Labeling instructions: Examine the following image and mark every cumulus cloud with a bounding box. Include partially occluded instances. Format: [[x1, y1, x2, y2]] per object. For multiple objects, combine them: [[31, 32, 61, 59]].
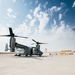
[[7, 8, 16, 19], [34, 5, 49, 32], [50, 6, 62, 17], [14, 20, 75, 51], [27, 14, 32, 20], [12, 5, 75, 51], [60, 2, 66, 7], [15, 22, 32, 36], [38, 12, 49, 32], [30, 10, 33, 13], [0, 20, 75, 52], [59, 13, 62, 20], [53, 19, 57, 25], [30, 19, 36, 27], [14, 4, 75, 51], [43, 2, 48, 9], [72, 1, 75, 8], [50, 6, 61, 12], [34, 4, 41, 17], [7, 8, 13, 13]]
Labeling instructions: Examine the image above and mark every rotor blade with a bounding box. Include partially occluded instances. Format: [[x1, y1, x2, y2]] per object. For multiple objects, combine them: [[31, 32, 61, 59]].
[[9, 27, 14, 35], [32, 39, 47, 44], [0, 35, 11, 37], [14, 35, 28, 38], [31, 43, 35, 45], [38, 42, 48, 44], [32, 39, 37, 43]]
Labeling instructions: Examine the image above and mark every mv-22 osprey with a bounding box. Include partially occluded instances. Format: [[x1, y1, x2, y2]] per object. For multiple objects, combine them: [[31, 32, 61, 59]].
[[0, 28, 47, 57]]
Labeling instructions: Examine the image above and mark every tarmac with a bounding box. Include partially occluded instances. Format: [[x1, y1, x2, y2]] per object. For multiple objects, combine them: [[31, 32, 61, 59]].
[[0, 53, 75, 75]]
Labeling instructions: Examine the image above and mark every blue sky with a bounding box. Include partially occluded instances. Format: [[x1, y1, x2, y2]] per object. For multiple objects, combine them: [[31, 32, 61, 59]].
[[0, 0, 75, 27], [0, 0, 75, 52]]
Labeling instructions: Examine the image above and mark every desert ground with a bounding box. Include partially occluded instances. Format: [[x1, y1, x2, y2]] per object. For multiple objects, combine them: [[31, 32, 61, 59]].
[[0, 53, 75, 75]]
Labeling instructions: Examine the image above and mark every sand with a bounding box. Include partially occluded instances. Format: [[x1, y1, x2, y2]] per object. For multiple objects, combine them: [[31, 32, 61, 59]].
[[0, 53, 75, 75]]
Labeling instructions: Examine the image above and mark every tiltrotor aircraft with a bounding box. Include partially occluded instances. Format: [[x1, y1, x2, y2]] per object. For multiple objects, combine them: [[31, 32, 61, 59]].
[[0, 27, 46, 57]]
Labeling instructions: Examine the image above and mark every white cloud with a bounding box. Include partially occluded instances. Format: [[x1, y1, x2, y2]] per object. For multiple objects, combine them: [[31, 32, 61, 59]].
[[59, 13, 62, 20], [27, 14, 32, 20], [7, 8, 16, 19], [17, 21, 75, 51], [7, 8, 13, 13], [57, 7, 61, 11], [43, 2, 48, 9], [34, 4, 49, 32], [7, 13, 16, 19], [15, 22, 31, 36], [30, 10, 33, 13], [72, 1, 75, 8], [53, 19, 56, 25], [38, 12, 49, 32], [61, 2, 66, 7], [16, 5, 75, 51], [34, 4, 41, 18], [50, 6, 61, 12], [50, 6, 57, 12], [61, 2, 64, 6], [25, 19, 28, 22], [50, 6, 62, 17], [30, 19, 36, 27]]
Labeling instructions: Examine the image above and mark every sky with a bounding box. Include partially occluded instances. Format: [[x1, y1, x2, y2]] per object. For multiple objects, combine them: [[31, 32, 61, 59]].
[[0, 0, 75, 52]]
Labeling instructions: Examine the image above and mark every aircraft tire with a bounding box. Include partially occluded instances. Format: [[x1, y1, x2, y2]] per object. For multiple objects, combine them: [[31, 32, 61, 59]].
[[39, 54, 41, 57], [30, 54, 32, 56], [26, 54, 28, 57], [15, 54, 17, 56], [18, 54, 21, 56]]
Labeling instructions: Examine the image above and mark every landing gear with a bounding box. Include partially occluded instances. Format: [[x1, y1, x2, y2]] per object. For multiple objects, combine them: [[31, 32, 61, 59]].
[[15, 54, 21, 56], [26, 54, 28, 57], [30, 54, 32, 56], [15, 54, 17, 56], [39, 52, 43, 57], [39, 54, 42, 57], [18, 54, 21, 56]]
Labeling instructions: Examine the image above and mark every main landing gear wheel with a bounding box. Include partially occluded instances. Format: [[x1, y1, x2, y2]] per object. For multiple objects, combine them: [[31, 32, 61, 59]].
[[39, 54, 41, 57], [26, 54, 28, 57], [15, 54, 17, 56]]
